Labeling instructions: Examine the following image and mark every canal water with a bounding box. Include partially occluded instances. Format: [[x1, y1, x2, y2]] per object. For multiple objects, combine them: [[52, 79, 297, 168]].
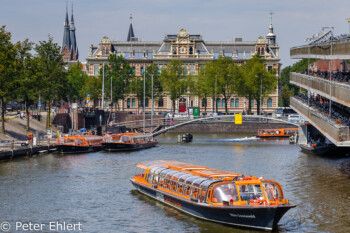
[[1, 132, 350, 232]]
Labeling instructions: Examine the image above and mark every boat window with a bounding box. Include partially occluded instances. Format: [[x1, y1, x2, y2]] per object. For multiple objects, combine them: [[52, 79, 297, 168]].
[[158, 177, 164, 187], [170, 181, 177, 191], [190, 187, 199, 199], [112, 135, 121, 142], [164, 179, 170, 189], [176, 183, 183, 194], [237, 184, 263, 201], [147, 174, 153, 183], [183, 185, 191, 196], [152, 175, 159, 185], [135, 168, 146, 178], [75, 138, 83, 146], [64, 138, 75, 144], [212, 182, 238, 203], [199, 189, 207, 202], [262, 182, 282, 202]]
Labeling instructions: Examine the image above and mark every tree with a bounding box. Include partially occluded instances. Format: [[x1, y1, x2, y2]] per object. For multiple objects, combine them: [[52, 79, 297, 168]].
[[80, 76, 102, 104], [241, 55, 277, 115], [160, 60, 187, 112], [0, 26, 16, 134], [14, 39, 40, 132], [201, 57, 243, 114], [66, 61, 87, 105], [193, 70, 211, 114], [105, 54, 133, 109], [35, 36, 67, 128], [280, 58, 317, 106]]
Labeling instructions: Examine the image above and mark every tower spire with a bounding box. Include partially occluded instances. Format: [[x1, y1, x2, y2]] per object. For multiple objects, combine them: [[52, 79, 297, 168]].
[[62, 2, 71, 51], [127, 13, 135, 41], [267, 11, 276, 45], [69, 2, 78, 60]]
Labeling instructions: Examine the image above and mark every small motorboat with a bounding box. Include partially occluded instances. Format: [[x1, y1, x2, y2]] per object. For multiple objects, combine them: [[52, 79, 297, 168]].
[[102, 133, 158, 152], [131, 160, 296, 231]]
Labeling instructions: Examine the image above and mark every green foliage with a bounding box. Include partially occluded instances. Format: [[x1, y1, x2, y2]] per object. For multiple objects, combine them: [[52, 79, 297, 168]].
[[241, 55, 277, 114], [34, 35, 66, 128], [0, 25, 16, 133], [66, 61, 87, 102], [80, 76, 102, 102], [104, 54, 133, 108], [160, 60, 187, 112], [279, 58, 317, 106]]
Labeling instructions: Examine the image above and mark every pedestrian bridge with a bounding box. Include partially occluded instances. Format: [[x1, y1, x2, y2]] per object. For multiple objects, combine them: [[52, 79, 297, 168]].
[[112, 115, 299, 136]]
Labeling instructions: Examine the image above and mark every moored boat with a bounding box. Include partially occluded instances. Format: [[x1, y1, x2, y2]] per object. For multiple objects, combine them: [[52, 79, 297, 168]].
[[102, 133, 157, 152], [130, 160, 296, 231], [55, 135, 103, 154], [256, 128, 298, 138]]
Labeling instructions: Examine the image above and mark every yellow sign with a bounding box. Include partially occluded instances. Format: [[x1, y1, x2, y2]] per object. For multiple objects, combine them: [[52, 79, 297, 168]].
[[235, 113, 242, 124]]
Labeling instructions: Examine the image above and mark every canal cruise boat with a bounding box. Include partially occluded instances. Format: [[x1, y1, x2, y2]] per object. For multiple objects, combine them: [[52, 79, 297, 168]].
[[102, 133, 158, 152], [55, 135, 104, 154], [131, 160, 295, 231], [256, 128, 298, 138]]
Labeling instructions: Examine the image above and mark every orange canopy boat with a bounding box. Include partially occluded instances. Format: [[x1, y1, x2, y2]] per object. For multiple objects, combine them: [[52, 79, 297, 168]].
[[131, 160, 295, 230], [55, 135, 103, 154], [256, 128, 298, 138]]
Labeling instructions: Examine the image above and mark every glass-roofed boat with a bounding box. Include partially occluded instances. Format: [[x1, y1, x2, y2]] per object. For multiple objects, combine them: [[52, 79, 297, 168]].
[[130, 160, 296, 231], [102, 133, 157, 152], [55, 135, 104, 154]]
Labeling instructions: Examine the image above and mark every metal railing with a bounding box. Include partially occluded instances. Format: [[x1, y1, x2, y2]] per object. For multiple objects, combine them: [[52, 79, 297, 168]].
[[290, 97, 350, 142]]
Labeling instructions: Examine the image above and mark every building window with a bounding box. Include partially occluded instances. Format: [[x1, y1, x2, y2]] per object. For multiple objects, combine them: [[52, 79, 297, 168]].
[[132, 66, 136, 74], [235, 98, 239, 108], [132, 98, 136, 107], [202, 98, 207, 107], [94, 65, 99, 76], [158, 98, 164, 107], [230, 98, 234, 107], [190, 66, 194, 74], [191, 100, 193, 107], [250, 99, 254, 107], [261, 48, 265, 55], [268, 66, 272, 72], [145, 98, 149, 107], [127, 98, 131, 108], [183, 66, 187, 74], [189, 47, 193, 54], [216, 99, 220, 108], [141, 66, 144, 75], [221, 99, 225, 107], [267, 98, 273, 108]]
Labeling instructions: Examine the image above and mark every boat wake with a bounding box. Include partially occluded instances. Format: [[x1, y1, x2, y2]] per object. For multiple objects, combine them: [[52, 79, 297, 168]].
[[225, 136, 259, 142]]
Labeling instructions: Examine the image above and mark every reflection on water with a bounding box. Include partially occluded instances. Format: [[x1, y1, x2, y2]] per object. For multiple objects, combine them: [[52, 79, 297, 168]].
[[0, 132, 349, 232]]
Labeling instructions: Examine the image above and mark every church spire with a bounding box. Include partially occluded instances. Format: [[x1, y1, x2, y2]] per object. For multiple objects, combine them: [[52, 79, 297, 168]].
[[127, 13, 135, 41], [62, 2, 71, 51], [69, 3, 78, 60]]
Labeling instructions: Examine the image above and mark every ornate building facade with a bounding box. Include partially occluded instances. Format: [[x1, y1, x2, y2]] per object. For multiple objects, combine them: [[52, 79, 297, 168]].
[[61, 4, 79, 64], [86, 18, 280, 114]]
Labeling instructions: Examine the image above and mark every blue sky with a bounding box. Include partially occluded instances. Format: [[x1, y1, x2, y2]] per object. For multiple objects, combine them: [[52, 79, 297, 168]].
[[1, 0, 349, 67]]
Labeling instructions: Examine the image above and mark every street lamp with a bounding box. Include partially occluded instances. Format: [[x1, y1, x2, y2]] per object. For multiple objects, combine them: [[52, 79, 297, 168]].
[[347, 18, 350, 34], [215, 75, 217, 113], [102, 62, 105, 111], [143, 64, 146, 133]]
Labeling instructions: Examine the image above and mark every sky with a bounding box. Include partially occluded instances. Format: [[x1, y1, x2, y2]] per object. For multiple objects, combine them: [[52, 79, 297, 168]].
[[1, 0, 350, 68]]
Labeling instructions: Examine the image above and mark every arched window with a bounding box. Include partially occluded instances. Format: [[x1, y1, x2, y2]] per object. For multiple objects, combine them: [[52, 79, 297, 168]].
[[190, 100, 194, 107], [267, 98, 273, 107], [158, 98, 164, 107], [189, 47, 193, 54], [145, 98, 149, 107], [216, 99, 221, 108], [250, 99, 254, 107], [261, 48, 265, 55], [257, 48, 261, 55], [235, 98, 239, 108], [127, 98, 131, 108], [190, 66, 194, 74], [202, 98, 207, 107], [132, 98, 136, 107], [230, 98, 235, 107], [183, 66, 187, 74], [222, 99, 226, 107]]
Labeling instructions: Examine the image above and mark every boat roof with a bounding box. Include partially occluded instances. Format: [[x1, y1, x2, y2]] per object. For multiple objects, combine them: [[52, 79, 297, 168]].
[[137, 160, 244, 181], [58, 135, 103, 141]]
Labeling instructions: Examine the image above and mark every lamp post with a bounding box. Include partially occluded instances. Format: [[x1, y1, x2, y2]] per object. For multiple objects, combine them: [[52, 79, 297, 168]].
[[259, 75, 262, 115], [215, 75, 217, 113], [347, 18, 350, 34], [151, 74, 154, 133], [143, 65, 146, 133], [102, 62, 105, 111]]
